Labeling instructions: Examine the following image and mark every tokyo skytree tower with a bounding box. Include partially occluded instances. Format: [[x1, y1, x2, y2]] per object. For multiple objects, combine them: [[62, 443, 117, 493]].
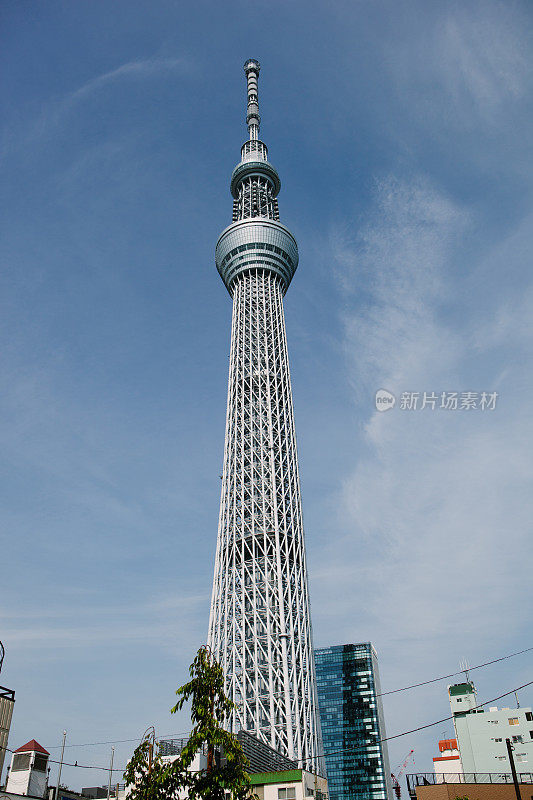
[[208, 60, 323, 770]]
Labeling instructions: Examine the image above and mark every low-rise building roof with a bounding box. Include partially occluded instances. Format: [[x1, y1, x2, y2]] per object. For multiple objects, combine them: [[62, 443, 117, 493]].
[[14, 740, 49, 756]]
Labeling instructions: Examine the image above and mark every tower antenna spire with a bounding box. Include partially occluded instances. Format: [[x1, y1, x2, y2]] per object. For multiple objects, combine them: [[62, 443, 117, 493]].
[[243, 59, 260, 140]]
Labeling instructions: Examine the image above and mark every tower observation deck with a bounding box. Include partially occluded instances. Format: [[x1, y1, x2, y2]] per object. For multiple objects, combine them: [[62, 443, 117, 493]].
[[208, 60, 323, 772]]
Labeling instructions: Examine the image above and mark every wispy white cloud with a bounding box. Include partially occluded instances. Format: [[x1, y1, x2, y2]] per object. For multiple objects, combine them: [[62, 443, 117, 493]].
[[436, 6, 530, 113], [380, 0, 533, 143], [1, 56, 190, 160], [315, 174, 533, 667], [67, 57, 188, 105], [1, 593, 208, 654], [331, 176, 467, 409]]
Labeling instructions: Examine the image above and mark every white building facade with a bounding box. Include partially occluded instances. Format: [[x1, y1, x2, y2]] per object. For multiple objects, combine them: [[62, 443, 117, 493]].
[[450, 682, 533, 774], [5, 739, 49, 798]]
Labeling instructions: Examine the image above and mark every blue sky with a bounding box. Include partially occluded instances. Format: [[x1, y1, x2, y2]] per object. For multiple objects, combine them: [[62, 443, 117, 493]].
[[1, 0, 532, 789]]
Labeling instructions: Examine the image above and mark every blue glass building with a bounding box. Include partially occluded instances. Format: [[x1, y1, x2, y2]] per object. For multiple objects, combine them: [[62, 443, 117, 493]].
[[315, 643, 392, 800]]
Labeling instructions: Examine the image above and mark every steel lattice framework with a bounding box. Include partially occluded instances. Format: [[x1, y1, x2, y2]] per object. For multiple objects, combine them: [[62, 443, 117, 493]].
[[208, 60, 323, 772]]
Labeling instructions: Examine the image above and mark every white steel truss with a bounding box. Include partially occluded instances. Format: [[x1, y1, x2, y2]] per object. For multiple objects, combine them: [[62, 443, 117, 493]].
[[208, 60, 323, 772]]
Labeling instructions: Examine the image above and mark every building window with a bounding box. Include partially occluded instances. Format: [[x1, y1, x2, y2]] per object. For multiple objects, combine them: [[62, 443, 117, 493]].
[[512, 735, 523, 743], [494, 738, 503, 742], [33, 754, 48, 772], [530, 730, 533, 739], [11, 754, 31, 772], [509, 718, 520, 725], [278, 789, 296, 799]]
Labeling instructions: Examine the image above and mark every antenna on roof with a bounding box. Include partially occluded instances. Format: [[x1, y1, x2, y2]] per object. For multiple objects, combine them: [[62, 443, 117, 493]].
[[459, 658, 470, 683]]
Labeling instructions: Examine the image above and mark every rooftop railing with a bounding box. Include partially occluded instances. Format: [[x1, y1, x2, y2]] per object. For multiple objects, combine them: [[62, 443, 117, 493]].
[[158, 737, 206, 757], [407, 772, 533, 799]]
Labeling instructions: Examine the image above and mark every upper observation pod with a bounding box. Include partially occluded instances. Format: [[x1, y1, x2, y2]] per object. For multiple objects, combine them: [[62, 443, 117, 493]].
[[216, 60, 299, 295]]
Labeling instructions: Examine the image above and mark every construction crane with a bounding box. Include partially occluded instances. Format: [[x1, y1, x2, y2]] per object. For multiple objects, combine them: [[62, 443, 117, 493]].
[[391, 749, 414, 800]]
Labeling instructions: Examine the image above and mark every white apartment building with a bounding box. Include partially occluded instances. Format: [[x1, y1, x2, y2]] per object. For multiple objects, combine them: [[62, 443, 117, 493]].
[[449, 682, 533, 774]]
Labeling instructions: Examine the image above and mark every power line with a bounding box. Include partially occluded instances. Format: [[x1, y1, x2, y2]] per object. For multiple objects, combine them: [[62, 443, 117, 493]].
[[3, 731, 195, 775], [4, 679, 531, 775], [297, 679, 533, 768], [2, 746, 125, 773], [380, 679, 533, 744], [34, 645, 532, 758], [45, 731, 192, 750], [377, 645, 533, 697]]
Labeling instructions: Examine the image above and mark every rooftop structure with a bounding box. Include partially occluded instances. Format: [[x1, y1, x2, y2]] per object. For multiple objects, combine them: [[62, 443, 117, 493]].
[[237, 730, 297, 774], [157, 730, 296, 774], [5, 739, 49, 798], [432, 739, 462, 783]]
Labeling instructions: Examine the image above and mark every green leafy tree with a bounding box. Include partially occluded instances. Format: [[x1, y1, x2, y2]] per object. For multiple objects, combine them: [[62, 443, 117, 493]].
[[124, 646, 253, 800]]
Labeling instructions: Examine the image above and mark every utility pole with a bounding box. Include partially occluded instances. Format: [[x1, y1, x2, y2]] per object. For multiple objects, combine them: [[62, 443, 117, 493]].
[[506, 738, 521, 800], [55, 731, 67, 800], [107, 747, 115, 800]]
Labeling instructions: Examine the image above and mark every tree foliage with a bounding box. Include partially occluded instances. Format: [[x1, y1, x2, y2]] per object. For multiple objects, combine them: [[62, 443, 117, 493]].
[[124, 647, 252, 800]]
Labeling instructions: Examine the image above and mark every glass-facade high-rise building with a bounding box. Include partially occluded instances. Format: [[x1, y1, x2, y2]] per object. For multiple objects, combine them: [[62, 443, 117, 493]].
[[315, 643, 392, 800]]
